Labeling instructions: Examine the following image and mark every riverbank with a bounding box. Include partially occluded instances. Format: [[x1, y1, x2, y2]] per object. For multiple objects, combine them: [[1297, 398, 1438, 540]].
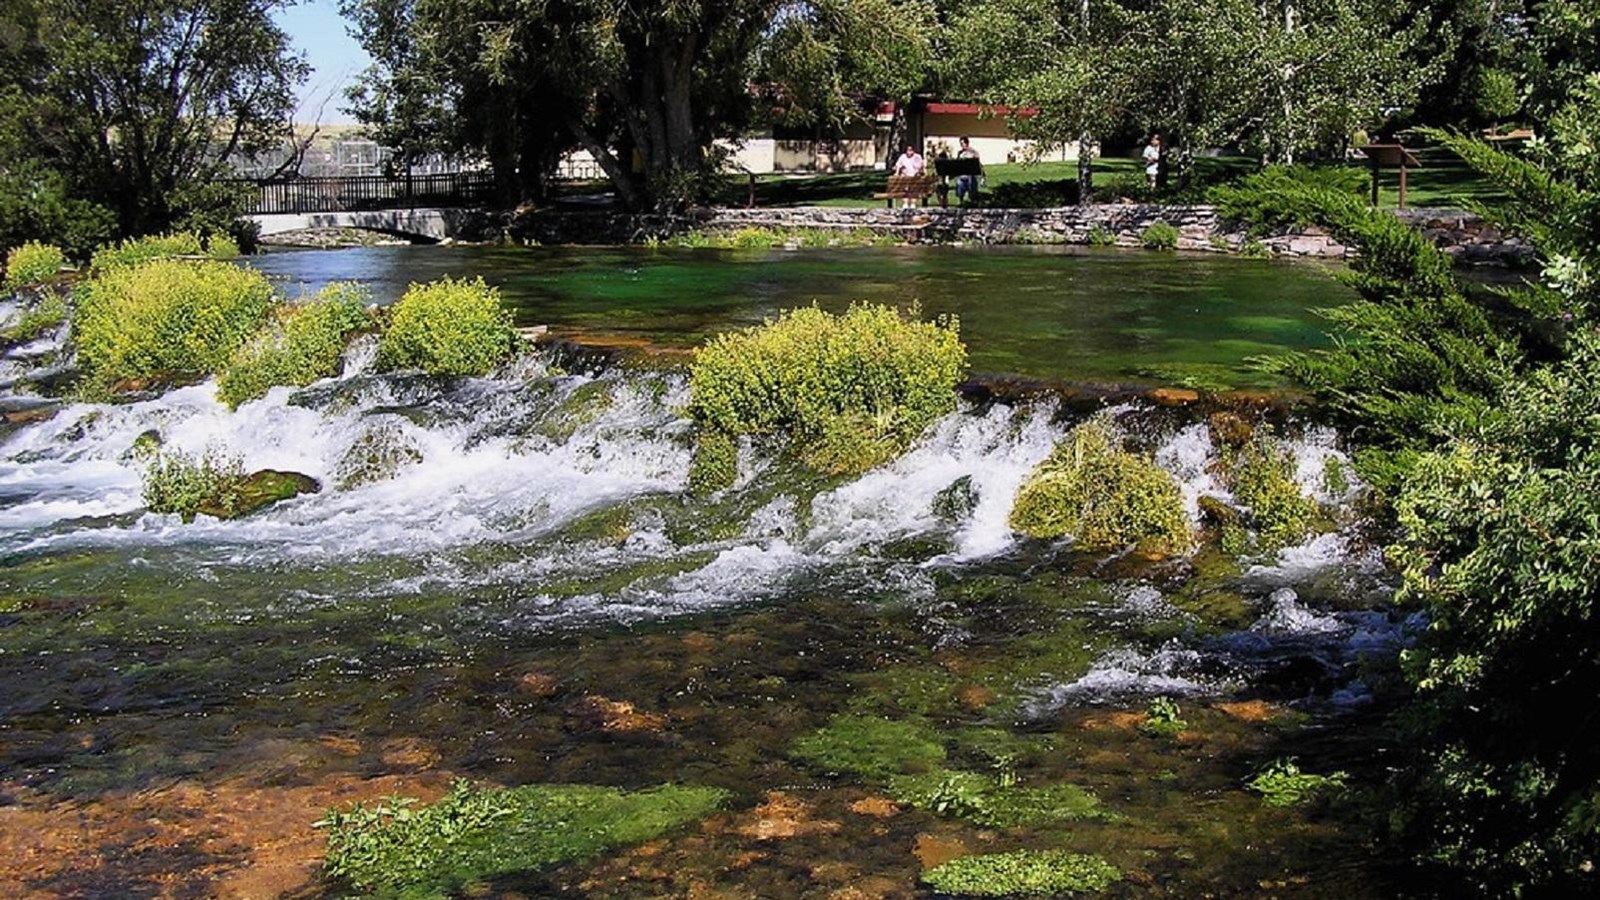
[[454, 204, 1530, 266]]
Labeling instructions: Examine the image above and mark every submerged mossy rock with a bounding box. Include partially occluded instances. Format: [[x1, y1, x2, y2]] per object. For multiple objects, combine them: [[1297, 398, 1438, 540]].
[[922, 850, 1122, 896], [1229, 434, 1317, 553], [198, 470, 318, 519], [334, 421, 424, 490], [1008, 418, 1191, 554], [789, 715, 947, 782], [319, 780, 727, 897], [889, 770, 1106, 828]]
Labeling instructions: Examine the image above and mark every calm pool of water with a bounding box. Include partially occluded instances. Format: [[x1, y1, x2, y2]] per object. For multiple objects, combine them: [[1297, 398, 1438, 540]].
[[248, 244, 1353, 388]]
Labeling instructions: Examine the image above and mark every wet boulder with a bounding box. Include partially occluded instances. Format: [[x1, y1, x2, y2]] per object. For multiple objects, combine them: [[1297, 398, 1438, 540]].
[[333, 421, 423, 490], [197, 470, 319, 520]]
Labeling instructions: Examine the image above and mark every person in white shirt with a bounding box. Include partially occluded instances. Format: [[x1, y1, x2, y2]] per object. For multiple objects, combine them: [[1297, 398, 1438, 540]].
[[1142, 134, 1162, 191], [891, 145, 926, 207]]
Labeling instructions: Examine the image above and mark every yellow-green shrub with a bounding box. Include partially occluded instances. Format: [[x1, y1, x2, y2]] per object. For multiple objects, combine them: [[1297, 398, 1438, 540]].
[[1008, 417, 1191, 553], [376, 276, 516, 376], [216, 283, 373, 408], [3, 242, 67, 290], [74, 258, 275, 381], [686, 304, 967, 487], [1229, 434, 1317, 552], [88, 232, 227, 273]]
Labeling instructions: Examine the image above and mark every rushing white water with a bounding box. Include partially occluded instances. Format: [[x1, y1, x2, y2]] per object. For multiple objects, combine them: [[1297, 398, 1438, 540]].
[[0, 336, 1390, 659]]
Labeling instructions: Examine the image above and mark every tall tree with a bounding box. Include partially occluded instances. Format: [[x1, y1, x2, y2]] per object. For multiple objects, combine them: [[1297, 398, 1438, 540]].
[[0, 0, 307, 236]]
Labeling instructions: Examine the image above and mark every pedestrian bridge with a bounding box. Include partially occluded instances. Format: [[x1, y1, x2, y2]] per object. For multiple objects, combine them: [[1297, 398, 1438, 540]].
[[246, 208, 479, 242]]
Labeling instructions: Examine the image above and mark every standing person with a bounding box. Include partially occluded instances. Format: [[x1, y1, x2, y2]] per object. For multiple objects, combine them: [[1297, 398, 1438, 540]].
[[1142, 134, 1162, 192], [955, 136, 983, 205], [892, 144, 926, 207]]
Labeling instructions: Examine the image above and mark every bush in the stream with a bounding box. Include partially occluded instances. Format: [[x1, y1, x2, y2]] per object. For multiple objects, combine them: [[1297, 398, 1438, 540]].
[[377, 276, 517, 376], [3, 241, 67, 290], [922, 850, 1122, 896], [73, 258, 275, 382], [316, 779, 727, 897], [216, 283, 373, 408], [142, 449, 317, 521], [1008, 417, 1191, 553], [1227, 433, 1318, 553], [686, 303, 967, 491], [87, 231, 238, 274]]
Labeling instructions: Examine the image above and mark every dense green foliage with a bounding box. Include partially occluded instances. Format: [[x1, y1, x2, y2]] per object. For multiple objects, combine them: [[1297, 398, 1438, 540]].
[[687, 304, 967, 483], [0, 0, 305, 237], [376, 276, 516, 376], [1262, 65, 1600, 888], [921, 850, 1122, 896], [88, 232, 232, 274], [1008, 418, 1190, 553], [317, 780, 727, 896], [1139, 221, 1180, 250], [1228, 434, 1318, 553], [0, 164, 116, 259], [217, 284, 373, 408], [1211, 165, 1370, 236], [3, 242, 67, 290], [73, 258, 275, 382]]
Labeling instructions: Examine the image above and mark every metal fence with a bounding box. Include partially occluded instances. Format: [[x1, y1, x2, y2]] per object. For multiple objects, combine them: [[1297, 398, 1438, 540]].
[[225, 171, 499, 215]]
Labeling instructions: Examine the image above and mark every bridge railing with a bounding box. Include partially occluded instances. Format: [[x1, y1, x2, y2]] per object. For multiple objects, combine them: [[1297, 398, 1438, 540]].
[[224, 171, 499, 215]]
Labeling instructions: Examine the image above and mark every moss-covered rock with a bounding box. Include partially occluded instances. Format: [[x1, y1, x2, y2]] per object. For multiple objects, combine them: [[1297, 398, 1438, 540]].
[[789, 715, 947, 782], [1008, 418, 1191, 553], [889, 770, 1105, 828], [200, 470, 318, 520], [318, 780, 727, 897], [933, 475, 979, 522], [922, 849, 1122, 896], [334, 421, 424, 490]]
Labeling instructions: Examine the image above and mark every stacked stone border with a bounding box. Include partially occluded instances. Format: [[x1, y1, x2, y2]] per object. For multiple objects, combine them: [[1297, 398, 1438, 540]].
[[458, 204, 1530, 266]]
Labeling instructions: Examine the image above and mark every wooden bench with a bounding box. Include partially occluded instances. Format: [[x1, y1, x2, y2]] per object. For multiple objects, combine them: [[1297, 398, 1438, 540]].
[[875, 174, 939, 207]]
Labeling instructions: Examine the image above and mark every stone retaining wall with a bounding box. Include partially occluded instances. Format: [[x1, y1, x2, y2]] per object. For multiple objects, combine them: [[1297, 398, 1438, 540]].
[[481, 204, 1531, 265]]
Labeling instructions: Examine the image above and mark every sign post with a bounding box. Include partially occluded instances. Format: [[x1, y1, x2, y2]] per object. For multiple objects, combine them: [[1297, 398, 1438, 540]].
[[1358, 144, 1422, 209]]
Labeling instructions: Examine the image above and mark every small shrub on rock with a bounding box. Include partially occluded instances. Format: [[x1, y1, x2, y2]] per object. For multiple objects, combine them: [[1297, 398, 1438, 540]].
[[687, 304, 967, 486], [922, 850, 1122, 896], [377, 276, 516, 376], [316, 779, 727, 897], [3, 242, 67, 290], [216, 282, 372, 408], [142, 449, 317, 521], [1229, 434, 1317, 552], [1009, 417, 1191, 553], [74, 258, 275, 382], [1140, 220, 1181, 250]]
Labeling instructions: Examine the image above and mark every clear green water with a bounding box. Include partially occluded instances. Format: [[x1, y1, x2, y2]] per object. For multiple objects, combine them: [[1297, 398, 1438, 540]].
[[248, 244, 1353, 388]]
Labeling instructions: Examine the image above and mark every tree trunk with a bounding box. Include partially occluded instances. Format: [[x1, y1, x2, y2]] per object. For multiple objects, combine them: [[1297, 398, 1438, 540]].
[[1076, 132, 1094, 204]]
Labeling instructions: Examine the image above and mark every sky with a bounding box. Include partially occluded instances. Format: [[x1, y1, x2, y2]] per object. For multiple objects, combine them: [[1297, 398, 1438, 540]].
[[277, 0, 372, 125]]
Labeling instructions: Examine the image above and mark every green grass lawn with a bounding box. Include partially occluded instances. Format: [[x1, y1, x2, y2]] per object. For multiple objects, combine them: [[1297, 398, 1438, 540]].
[[555, 147, 1502, 211]]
